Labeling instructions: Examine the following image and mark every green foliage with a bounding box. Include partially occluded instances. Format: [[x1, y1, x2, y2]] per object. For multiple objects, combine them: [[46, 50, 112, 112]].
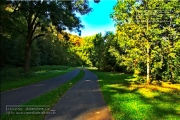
[[0, 0, 95, 71], [111, 0, 180, 83], [0, 0, 179, 83], [84, 32, 120, 71]]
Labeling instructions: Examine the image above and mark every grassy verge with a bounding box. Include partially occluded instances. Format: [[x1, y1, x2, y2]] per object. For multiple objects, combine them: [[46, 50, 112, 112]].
[[0, 65, 73, 92], [1, 69, 84, 120], [89, 69, 180, 120]]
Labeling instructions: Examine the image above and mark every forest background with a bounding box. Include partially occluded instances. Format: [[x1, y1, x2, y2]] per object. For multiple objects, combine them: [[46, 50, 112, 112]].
[[0, 0, 179, 84]]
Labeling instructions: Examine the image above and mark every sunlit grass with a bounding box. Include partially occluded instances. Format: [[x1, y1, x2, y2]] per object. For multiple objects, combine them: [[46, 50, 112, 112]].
[[1, 70, 85, 120], [0, 65, 73, 92], [89, 69, 180, 120]]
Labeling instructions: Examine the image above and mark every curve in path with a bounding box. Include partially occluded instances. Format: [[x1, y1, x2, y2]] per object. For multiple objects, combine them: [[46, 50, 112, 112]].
[[0, 68, 80, 115], [44, 69, 112, 120]]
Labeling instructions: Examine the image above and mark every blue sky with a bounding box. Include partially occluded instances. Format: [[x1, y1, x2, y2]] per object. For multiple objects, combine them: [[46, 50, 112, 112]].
[[71, 0, 117, 37]]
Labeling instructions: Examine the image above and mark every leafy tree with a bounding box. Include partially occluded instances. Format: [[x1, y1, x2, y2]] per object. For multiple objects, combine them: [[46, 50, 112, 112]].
[[2, 0, 95, 72], [80, 35, 96, 66], [111, 0, 180, 83]]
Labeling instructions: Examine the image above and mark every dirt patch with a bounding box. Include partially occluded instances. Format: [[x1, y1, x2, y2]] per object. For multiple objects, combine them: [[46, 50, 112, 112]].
[[77, 107, 112, 120]]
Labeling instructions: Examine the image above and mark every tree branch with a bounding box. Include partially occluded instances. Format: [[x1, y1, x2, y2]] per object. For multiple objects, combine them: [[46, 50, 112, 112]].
[[32, 34, 45, 42], [13, 2, 20, 13], [30, 13, 38, 30], [32, 21, 40, 37]]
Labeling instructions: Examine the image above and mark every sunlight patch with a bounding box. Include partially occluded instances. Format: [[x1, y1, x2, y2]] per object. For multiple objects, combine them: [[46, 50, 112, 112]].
[[48, 70, 62, 73], [98, 79, 103, 82], [35, 70, 47, 74], [109, 89, 118, 93], [125, 78, 136, 82], [138, 88, 159, 98], [105, 84, 129, 90]]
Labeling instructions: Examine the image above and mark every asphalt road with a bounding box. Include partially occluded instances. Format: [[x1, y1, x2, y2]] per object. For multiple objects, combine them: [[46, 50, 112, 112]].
[[44, 69, 112, 120], [0, 68, 80, 115]]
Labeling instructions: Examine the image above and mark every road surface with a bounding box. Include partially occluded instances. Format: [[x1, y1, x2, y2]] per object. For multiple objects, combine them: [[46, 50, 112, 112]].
[[0, 68, 80, 115]]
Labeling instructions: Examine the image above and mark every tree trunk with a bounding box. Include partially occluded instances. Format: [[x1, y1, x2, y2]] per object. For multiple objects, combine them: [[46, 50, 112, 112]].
[[23, 12, 43, 72], [169, 59, 174, 83], [146, 19, 150, 84], [24, 15, 33, 72], [24, 42, 31, 72], [147, 44, 150, 84]]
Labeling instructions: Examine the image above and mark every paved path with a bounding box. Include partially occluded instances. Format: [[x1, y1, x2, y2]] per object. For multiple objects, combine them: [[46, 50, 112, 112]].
[[0, 68, 80, 115], [44, 69, 112, 120]]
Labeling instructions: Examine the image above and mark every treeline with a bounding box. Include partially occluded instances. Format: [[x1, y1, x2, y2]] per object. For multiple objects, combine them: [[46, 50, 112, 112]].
[[78, 0, 180, 83], [0, 0, 179, 83], [0, 0, 98, 72], [111, 0, 180, 83], [80, 0, 180, 83], [0, 25, 84, 67]]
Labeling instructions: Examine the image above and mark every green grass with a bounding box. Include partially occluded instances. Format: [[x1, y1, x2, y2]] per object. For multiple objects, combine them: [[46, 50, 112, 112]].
[[89, 69, 180, 120], [0, 65, 73, 92], [1, 69, 84, 120]]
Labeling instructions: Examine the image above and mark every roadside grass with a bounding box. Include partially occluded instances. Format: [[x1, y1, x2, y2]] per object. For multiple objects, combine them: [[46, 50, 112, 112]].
[[1, 69, 84, 120], [89, 69, 180, 120], [0, 65, 73, 92]]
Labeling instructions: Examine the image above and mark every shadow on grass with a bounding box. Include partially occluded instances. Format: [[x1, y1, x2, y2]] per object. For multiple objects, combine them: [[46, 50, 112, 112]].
[[90, 69, 180, 120]]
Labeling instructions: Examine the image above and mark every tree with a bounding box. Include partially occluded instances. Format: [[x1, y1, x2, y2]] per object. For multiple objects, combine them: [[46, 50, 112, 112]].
[[2, 0, 95, 72], [111, 0, 180, 83], [0, 2, 27, 67]]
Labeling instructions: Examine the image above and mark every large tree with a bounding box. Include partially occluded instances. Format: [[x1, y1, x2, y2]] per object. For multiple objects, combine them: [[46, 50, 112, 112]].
[[2, 0, 99, 72], [111, 0, 180, 83]]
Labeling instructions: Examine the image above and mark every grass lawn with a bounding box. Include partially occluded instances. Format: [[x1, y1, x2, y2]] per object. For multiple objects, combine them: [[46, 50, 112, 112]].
[[89, 69, 180, 120], [1, 69, 84, 120], [0, 65, 73, 92]]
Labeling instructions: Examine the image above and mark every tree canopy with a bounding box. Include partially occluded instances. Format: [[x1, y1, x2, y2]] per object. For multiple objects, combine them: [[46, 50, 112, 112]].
[[1, 0, 97, 72], [0, 0, 179, 83]]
